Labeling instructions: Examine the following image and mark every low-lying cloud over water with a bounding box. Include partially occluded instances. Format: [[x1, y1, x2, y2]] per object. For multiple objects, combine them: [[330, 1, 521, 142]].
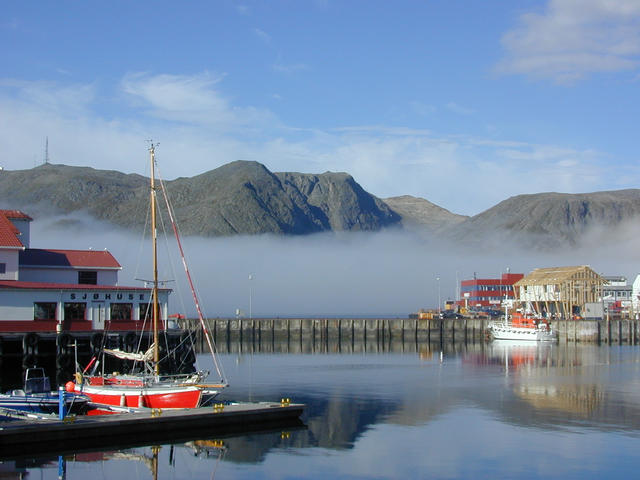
[[31, 215, 640, 318]]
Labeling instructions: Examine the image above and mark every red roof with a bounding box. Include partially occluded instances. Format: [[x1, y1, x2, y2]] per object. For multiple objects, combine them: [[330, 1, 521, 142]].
[[0, 212, 24, 248], [20, 249, 122, 269], [461, 273, 524, 286], [0, 210, 33, 221]]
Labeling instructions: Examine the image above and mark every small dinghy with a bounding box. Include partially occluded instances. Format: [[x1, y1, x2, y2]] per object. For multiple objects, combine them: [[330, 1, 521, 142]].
[[0, 367, 89, 415]]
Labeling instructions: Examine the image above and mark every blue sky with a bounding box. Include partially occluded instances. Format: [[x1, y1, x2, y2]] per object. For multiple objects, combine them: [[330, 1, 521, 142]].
[[2, 0, 640, 216]]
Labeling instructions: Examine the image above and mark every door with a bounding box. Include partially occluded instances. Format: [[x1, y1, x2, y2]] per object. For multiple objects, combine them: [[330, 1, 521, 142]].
[[92, 301, 105, 330]]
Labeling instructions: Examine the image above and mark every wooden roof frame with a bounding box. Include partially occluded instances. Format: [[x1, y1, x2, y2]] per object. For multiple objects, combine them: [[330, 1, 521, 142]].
[[514, 266, 606, 287], [514, 265, 605, 318]]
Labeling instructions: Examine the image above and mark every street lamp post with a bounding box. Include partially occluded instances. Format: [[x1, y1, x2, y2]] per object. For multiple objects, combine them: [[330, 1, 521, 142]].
[[436, 276, 441, 315], [248, 274, 253, 320]]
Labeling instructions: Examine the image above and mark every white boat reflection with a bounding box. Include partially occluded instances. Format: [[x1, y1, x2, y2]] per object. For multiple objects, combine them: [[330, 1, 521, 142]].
[[487, 340, 605, 416]]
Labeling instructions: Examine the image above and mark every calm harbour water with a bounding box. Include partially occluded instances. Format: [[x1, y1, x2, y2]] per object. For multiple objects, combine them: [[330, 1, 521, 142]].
[[3, 341, 640, 479]]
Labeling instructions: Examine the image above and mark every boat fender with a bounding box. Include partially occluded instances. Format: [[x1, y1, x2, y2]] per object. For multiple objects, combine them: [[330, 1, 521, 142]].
[[124, 332, 138, 348], [58, 333, 73, 349], [65, 381, 76, 393], [22, 353, 36, 367], [57, 354, 73, 369], [120, 393, 126, 407], [138, 392, 145, 408], [23, 333, 39, 353], [91, 332, 104, 351]]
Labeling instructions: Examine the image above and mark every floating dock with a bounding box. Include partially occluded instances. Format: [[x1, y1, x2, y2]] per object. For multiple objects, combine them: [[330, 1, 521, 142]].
[[0, 401, 305, 459]]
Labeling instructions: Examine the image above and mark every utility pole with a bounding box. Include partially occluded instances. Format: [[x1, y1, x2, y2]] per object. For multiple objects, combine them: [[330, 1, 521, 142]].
[[44, 137, 50, 164]]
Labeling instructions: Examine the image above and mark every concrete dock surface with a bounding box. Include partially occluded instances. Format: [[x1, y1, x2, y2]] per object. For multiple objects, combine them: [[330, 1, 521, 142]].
[[0, 401, 305, 459]]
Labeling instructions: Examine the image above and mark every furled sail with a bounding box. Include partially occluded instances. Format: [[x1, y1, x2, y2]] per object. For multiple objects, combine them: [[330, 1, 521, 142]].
[[103, 343, 156, 362]]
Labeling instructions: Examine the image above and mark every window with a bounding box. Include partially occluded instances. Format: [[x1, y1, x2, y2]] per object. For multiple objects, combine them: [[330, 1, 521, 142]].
[[64, 302, 86, 320], [139, 302, 163, 322], [78, 271, 97, 285], [110, 303, 132, 321], [34, 302, 57, 321], [139, 303, 151, 321], [0, 263, 6, 274]]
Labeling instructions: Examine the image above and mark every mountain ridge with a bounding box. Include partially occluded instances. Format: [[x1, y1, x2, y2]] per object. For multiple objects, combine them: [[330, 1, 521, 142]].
[[447, 189, 640, 246], [0, 161, 400, 237], [1, 161, 639, 250]]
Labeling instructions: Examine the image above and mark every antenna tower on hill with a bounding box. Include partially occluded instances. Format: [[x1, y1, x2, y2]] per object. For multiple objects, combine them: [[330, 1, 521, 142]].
[[44, 137, 50, 164]]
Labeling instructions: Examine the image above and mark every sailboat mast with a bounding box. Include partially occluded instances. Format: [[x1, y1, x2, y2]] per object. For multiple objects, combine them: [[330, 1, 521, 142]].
[[149, 144, 160, 375]]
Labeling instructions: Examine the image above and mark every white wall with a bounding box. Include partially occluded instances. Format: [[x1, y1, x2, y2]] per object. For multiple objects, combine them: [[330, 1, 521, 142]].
[[519, 284, 561, 302], [0, 288, 168, 322], [19, 267, 78, 284], [0, 289, 31, 319], [10, 218, 30, 248], [0, 249, 20, 281], [18, 267, 119, 286], [632, 274, 640, 311], [99, 270, 118, 285]]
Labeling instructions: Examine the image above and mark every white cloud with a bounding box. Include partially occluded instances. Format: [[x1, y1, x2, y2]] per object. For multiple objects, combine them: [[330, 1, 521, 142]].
[[497, 0, 640, 83], [118, 72, 282, 146], [0, 78, 95, 115], [122, 72, 234, 125], [253, 27, 271, 43], [0, 72, 637, 216]]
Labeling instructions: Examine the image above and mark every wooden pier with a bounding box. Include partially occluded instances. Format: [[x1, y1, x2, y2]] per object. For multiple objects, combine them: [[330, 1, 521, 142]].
[[0, 401, 305, 459]]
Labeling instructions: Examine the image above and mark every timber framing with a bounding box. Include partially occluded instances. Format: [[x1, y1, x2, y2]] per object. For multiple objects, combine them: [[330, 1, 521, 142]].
[[514, 266, 606, 319]]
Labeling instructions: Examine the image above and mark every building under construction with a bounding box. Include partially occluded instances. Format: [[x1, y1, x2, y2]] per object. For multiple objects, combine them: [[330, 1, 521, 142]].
[[513, 266, 605, 319]]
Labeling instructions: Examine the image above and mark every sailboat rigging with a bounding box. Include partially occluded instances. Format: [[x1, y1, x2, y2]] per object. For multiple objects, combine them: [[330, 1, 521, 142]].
[[69, 144, 227, 408]]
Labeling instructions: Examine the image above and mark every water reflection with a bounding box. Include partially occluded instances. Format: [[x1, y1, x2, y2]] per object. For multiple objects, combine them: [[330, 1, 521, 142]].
[[6, 439, 236, 479], [483, 342, 640, 433], [488, 342, 603, 417], [3, 341, 640, 478]]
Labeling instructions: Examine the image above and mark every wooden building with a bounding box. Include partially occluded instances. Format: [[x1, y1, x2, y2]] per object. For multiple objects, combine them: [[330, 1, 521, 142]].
[[514, 266, 605, 319]]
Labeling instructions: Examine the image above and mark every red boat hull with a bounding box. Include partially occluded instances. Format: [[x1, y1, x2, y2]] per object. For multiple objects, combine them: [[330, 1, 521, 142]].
[[74, 384, 203, 409]]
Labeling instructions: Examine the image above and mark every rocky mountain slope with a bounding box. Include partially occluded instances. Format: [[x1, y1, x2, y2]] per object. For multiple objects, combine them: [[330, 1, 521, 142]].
[[1, 161, 639, 249], [446, 190, 640, 248], [0, 161, 400, 236], [383, 195, 468, 232]]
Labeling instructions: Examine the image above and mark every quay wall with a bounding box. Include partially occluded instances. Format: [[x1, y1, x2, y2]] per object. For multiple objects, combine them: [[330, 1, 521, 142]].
[[184, 317, 640, 346], [0, 330, 194, 387], [1, 318, 636, 386]]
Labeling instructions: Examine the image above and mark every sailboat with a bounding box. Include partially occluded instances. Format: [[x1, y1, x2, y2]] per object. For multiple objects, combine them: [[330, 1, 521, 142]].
[[67, 144, 227, 408]]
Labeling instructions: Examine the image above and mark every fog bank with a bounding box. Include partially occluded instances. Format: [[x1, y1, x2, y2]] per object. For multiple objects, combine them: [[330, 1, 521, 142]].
[[31, 215, 640, 317]]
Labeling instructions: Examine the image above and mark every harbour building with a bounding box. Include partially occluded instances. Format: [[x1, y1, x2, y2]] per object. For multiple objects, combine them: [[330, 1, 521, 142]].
[[458, 273, 524, 310], [601, 276, 632, 302], [0, 209, 169, 333], [514, 265, 605, 319]]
